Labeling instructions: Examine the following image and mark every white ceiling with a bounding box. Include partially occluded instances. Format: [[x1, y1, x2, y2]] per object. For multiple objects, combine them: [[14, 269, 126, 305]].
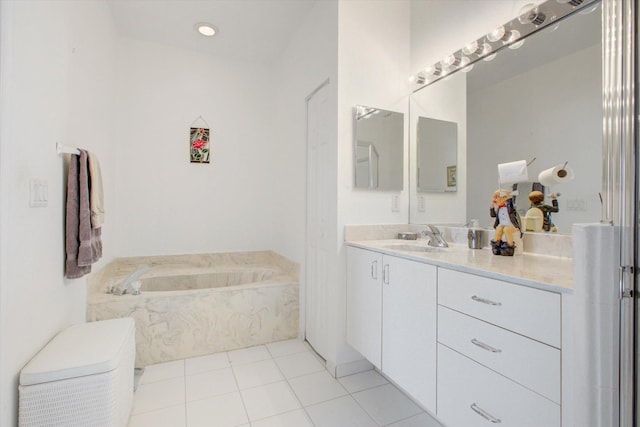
[[107, 0, 317, 64]]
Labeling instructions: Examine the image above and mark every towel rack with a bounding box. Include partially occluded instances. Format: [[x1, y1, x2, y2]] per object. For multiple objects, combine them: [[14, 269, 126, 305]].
[[56, 142, 80, 155]]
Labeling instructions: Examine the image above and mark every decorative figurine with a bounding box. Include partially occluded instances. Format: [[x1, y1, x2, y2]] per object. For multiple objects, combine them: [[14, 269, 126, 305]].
[[489, 189, 522, 256], [528, 190, 559, 232]]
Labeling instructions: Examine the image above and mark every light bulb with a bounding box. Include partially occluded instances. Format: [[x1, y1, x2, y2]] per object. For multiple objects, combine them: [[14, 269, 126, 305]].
[[196, 23, 217, 36], [483, 53, 497, 62], [509, 39, 525, 50], [518, 4, 546, 25], [503, 30, 520, 44], [480, 43, 492, 56], [425, 64, 442, 76], [486, 26, 506, 43], [462, 41, 481, 56], [442, 54, 461, 68], [460, 57, 473, 73]]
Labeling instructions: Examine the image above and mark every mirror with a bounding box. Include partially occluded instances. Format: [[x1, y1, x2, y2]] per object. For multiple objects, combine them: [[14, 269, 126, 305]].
[[409, 2, 602, 234], [354, 105, 404, 191], [417, 117, 458, 193]]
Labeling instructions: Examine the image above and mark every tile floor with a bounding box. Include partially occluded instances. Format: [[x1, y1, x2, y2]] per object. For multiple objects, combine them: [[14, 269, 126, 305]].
[[128, 339, 443, 427]]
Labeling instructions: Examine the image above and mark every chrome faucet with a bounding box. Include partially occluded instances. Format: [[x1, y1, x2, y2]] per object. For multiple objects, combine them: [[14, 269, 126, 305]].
[[111, 266, 150, 295], [422, 225, 448, 248]]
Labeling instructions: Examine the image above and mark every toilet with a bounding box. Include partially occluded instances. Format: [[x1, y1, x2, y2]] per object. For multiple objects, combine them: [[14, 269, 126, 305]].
[[18, 318, 135, 427]]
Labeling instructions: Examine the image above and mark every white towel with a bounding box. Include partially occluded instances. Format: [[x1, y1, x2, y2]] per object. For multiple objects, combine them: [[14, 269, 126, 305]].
[[88, 152, 104, 228]]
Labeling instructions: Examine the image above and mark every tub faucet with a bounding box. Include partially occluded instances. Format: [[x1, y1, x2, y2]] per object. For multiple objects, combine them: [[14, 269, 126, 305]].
[[422, 225, 448, 248], [113, 266, 150, 295]]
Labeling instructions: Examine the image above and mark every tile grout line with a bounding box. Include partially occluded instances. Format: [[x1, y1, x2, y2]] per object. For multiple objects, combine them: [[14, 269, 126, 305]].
[[346, 383, 386, 427], [230, 349, 256, 426], [183, 360, 188, 427], [267, 346, 318, 426]]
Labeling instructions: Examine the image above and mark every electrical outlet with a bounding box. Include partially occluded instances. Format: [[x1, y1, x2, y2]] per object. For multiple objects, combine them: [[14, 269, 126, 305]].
[[566, 199, 587, 211]]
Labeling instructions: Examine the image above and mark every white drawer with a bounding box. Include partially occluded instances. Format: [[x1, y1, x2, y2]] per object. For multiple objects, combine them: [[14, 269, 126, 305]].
[[437, 344, 560, 427], [438, 305, 560, 403], [438, 268, 561, 347]]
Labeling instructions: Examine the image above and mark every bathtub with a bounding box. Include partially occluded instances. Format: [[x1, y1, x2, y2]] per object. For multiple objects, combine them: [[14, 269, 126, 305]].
[[87, 251, 299, 367]]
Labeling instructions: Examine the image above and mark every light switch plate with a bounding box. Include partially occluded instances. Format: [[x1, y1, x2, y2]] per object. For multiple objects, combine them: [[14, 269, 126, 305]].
[[391, 195, 400, 212], [418, 196, 426, 212], [30, 178, 48, 208]]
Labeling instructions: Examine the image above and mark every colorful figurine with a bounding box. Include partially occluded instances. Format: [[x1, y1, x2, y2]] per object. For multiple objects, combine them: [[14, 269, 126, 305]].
[[489, 189, 522, 256], [528, 190, 559, 232]]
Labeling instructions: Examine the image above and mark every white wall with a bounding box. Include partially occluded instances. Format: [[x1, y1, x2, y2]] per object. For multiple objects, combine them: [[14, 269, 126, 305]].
[[0, 1, 117, 424], [271, 1, 339, 350], [271, 0, 338, 268], [336, 0, 411, 366], [113, 38, 278, 256], [339, 1, 411, 230]]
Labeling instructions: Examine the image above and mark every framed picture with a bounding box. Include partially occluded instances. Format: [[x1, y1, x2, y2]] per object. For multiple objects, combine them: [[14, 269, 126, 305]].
[[446, 165, 457, 187], [190, 127, 210, 163]]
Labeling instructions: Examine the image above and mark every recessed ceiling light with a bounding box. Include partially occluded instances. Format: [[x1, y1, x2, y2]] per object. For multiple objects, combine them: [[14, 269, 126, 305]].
[[196, 23, 217, 37]]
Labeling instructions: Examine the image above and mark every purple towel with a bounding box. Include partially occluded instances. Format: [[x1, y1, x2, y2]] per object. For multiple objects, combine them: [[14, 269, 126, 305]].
[[65, 150, 102, 278]]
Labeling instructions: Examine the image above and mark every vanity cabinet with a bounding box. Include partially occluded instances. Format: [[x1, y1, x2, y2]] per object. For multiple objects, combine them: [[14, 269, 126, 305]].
[[346, 246, 437, 411], [437, 268, 561, 427]]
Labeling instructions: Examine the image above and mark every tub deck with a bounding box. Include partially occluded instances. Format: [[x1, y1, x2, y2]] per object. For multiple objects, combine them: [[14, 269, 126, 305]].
[[87, 251, 299, 366]]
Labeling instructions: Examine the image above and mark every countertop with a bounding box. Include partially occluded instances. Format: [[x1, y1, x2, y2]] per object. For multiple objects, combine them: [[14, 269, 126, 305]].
[[346, 239, 573, 294]]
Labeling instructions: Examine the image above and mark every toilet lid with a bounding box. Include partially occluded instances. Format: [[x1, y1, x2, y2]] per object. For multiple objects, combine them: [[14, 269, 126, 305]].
[[20, 318, 135, 386]]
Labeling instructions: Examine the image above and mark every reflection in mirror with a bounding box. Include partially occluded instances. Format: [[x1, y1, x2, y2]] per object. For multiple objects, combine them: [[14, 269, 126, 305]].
[[417, 117, 458, 193], [409, 72, 466, 225], [409, 2, 602, 234], [354, 106, 404, 191], [355, 141, 379, 189]]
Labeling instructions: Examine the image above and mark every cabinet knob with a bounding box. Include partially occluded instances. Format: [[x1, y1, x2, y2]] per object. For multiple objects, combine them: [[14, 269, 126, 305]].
[[471, 338, 502, 353], [471, 295, 502, 306], [470, 403, 502, 424], [383, 264, 390, 284]]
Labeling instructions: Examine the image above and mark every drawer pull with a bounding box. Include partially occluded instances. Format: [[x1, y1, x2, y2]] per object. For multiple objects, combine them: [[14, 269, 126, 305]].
[[371, 260, 378, 280], [471, 295, 502, 306], [470, 403, 502, 424], [383, 264, 390, 285], [471, 338, 502, 353]]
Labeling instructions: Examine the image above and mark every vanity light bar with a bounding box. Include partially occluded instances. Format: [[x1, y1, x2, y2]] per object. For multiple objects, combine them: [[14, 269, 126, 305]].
[[410, 0, 599, 91]]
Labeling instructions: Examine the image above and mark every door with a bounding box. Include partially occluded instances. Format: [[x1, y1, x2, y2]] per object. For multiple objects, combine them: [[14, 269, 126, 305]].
[[382, 255, 437, 411], [346, 247, 382, 369], [305, 80, 330, 359]]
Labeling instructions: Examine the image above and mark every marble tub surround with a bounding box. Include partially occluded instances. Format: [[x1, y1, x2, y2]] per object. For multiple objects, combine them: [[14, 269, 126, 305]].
[[345, 224, 573, 258], [87, 251, 299, 367]]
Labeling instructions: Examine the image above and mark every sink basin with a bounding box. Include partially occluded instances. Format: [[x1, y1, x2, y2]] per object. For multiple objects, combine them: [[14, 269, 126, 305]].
[[383, 243, 449, 253]]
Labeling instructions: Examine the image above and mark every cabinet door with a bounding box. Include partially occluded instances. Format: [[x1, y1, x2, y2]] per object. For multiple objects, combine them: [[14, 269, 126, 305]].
[[382, 255, 437, 411], [346, 247, 382, 369]]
